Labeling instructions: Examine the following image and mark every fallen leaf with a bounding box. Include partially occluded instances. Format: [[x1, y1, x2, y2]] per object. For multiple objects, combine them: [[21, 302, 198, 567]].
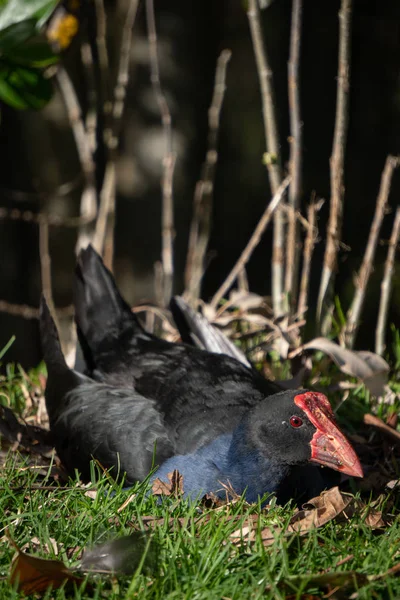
[[297, 338, 389, 396], [230, 487, 385, 547], [152, 469, 184, 497], [289, 487, 354, 532], [9, 544, 83, 594], [228, 290, 266, 311], [84, 489, 98, 500]]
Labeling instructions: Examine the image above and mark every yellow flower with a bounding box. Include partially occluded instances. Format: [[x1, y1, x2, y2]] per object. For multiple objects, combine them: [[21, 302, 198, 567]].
[[47, 13, 79, 51]]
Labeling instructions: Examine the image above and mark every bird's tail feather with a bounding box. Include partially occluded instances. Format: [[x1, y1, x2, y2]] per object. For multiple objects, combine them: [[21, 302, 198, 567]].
[[39, 296, 68, 374], [170, 296, 251, 367], [74, 245, 144, 354], [40, 296, 83, 422]]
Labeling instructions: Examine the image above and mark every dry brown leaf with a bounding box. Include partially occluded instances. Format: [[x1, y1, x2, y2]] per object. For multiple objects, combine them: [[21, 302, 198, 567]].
[[10, 546, 83, 594], [298, 338, 389, 396], [228, 290, 266, 311], [362, 508, 386, 529], [151, 469, 184, 497], [289, 487, 354, 533], [230, 487, 385, 548]]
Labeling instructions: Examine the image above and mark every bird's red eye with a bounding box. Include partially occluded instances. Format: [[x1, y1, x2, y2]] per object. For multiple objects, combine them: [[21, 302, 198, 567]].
[[290, 416, 303, 428]]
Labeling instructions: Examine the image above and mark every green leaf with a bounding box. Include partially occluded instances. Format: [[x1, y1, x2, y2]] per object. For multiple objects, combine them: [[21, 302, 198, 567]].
[[0, 0, 59, 33], [0, 64, 53, 109], [6, 35, 58, 67], [0, 18, 36, 52]]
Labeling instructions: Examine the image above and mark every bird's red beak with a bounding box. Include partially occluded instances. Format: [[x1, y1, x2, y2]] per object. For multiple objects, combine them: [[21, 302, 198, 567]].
[[294, 392, 363, 478]]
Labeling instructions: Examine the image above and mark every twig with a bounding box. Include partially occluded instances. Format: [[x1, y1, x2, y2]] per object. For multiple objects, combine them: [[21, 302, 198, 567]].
[[247, 0, 284, 317], [92, 161, 116, 258], [96, 0, 139, 268], [146, 0, 176, 306], [285, 0, 303, 307], [0, 207, 96, 228], [210, 176, 290, 309], [237, 269, 249, 293], [39, 221, 53, 313], [111, 0, 139, 137], [345, 156, 400, 348], [56, 67, 98, 253], [376, 207, 400, 355], [0, 301, 73, 319], [316, 0, 353, 331], [297, 198, 323, 317], [85, 0, 110, 188], [184, 49, 232, 303], [364, 413, 400, 446]]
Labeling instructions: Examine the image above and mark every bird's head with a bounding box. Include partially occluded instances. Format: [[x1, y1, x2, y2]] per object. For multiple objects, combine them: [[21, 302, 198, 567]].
[[248, 389, 363, 478]]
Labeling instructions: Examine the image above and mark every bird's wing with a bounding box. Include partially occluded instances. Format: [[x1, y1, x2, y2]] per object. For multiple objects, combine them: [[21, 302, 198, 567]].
[[53, 382, 174, 484]]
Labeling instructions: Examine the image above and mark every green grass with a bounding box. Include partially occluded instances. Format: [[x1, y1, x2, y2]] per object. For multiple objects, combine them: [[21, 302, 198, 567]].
[[1, 458, 400, 599], [1, 330, 400, 599]]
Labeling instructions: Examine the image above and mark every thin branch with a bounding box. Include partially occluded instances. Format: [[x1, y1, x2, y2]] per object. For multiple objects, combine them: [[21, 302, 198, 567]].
[[317, 0, 353, 331], [39, 219, 58, 332], [184, 49, 232, 303], [146, 0, 176, 306], [297, 198, 323, 317], [0, 207, 96, 228], [0, 301, 74, 319], [96, 0, 139, 268], [111, 0, 139, 136], [345, 156, 400, 348], [247, 0, 284, 317], [210, 176, 290, 310], [56, 67, 98, 253], [285, 0, 303, 306], [92, 161, 116, 257], [375, 207, 400, 355]]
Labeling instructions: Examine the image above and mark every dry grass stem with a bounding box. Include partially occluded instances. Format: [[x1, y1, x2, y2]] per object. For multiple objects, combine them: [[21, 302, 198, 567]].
[[297, 198, 323, 318], [99, 0, 139, 269], [56, 68, 97, 253], [112, 0, 139, 129], [93, 161, 116, 263], [146, 0, 175, 305], [285, 0, 303, 307], [39, 220, 54, 316], [247, 0, 284, 317], [210, 176, 290, 310], [345, 155, 400, 348], [375, 206, 400, 355], [0, 207, 96, 228], [0, 301, 73, 320], [317, 0, 353, 331], [184, 49, 232, 303]]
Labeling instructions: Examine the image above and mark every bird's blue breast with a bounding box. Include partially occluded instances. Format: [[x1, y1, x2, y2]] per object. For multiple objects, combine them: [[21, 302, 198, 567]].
[[151, 431, 289, 503]]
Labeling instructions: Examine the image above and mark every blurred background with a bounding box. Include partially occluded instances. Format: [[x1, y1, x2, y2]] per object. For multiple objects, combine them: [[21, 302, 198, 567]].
[[0, 0, 399, 368]]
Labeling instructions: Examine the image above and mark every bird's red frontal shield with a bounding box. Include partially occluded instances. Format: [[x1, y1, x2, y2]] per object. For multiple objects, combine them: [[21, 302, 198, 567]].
[[294, 391, 363, 478]]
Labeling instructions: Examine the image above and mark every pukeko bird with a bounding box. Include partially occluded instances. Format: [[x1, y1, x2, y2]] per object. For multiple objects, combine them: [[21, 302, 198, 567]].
[[40, 296, 362, 502]]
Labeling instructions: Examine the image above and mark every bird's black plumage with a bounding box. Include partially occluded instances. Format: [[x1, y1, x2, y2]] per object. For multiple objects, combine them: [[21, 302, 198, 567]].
[[169, 295, 343, 501], [40, 298, 174, 484], [74, 246, 280, 455], [41, 296, 348, 501], [67, 247, 362, 502]]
